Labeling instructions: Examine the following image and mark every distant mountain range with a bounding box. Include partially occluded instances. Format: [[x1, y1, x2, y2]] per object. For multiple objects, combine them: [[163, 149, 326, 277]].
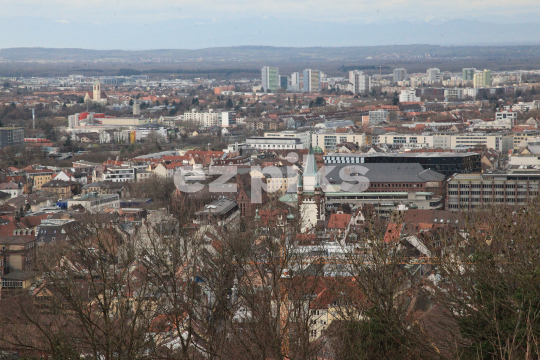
[[0, 17, 539, 50]]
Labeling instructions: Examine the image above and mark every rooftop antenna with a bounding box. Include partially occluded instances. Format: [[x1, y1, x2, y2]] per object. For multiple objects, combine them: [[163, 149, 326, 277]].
[[32, 108, 35, 129]]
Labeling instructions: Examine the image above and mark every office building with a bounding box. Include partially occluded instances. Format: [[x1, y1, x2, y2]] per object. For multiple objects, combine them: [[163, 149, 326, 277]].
[[399, 90, 421, 102], [446, 171, 540, 210], [279, 75, 289, 89], [473, 69, 492, 88], [261, 66, 279, 92], [378, 133, 434, 148], [323, 152, 482, 177], [349, 70, 371, 94], [462, 68, 477, 81], [303, 69, 321, 93], [0, 127, 24, 148], [393, 68, 407, 83]]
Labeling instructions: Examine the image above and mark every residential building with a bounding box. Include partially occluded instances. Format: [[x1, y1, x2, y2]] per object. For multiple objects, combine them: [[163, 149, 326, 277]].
[[289, 72, 300, 92], [444, 88, 464, 101], [495, 111, 517, 126], [349, 70, 371, 94], [451, 133, 513, 153], [399, 90, 421, 102], [311, 132, 365, 152], [512, 129, 540, 151], [245, 137, 304, 150], [462, 68, 477, 81], [41, 180, 80, 200], [0, 127, 24, 148], [473, 69, 492, 88], [393, 68, 407, 83], [93, 165, 136, 182], [0, 182, 23, 198], [368, 110, 389, 126], [264, 131, 311, 147], [426, 68, 440, 83], [262, 66, 279, 92], [0, 235, 36, 274], [303, 69, 322, 93], [446, 171, 540, 210], [26, 169, 54, 191]]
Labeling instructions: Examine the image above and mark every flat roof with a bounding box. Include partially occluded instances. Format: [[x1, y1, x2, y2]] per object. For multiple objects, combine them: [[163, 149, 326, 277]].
[[325, 152, 479, 158]]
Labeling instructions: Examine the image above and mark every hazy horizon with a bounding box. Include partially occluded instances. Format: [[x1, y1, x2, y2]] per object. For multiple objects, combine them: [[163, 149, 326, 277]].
[[0, 0, 539, 49]]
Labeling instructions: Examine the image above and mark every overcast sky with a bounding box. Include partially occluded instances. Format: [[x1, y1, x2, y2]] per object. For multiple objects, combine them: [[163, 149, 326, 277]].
[[3, 0, 539, 23], [0, 0, 539, 48]]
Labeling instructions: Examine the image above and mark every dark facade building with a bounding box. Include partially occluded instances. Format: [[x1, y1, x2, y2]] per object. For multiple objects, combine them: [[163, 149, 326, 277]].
[[324, 152, 481, 177], [0, 127, 24, 148]]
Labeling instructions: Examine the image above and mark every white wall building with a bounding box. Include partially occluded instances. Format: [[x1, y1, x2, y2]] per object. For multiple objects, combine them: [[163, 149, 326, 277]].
[[379, 133, 434, 148], [427, 68, 441, 83], [444, 88, 464, 101], [349, 70, 371, 94], [311, 132, 365, 152], [399, 90, 421, 102]]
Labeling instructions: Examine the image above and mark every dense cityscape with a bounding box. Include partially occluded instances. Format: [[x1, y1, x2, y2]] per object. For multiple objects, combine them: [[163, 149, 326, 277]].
[[0, 54, 539, 359]]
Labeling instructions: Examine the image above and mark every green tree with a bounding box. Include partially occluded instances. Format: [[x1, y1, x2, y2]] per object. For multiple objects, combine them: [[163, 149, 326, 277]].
[[226, 98, 234, 108]]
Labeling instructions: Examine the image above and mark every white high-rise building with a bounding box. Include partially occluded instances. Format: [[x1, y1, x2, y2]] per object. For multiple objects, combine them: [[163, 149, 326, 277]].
[[393, 68, 407, 83], [349, 70, 371, 94], [426, 68, 441, 83], [261, 66, 279, 92], [288, 72, 300, 92], [303, 69, 321, 93]]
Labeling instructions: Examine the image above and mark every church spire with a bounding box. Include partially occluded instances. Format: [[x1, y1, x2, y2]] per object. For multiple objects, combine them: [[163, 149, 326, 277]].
[[304, 144, 317, 177]]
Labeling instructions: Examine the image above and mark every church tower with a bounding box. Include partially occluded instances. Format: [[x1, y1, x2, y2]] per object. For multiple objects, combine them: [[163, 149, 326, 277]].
[[297, 145, 325, 232], [93, 80, 101, 101]]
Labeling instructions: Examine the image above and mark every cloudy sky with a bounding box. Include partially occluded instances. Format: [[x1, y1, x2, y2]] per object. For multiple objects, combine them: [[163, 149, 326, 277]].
[[0, 0, 538, 49]]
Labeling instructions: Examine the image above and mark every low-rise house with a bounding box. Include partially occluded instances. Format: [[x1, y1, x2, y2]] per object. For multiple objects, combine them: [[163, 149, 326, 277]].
[[0, 181, 23, 198]]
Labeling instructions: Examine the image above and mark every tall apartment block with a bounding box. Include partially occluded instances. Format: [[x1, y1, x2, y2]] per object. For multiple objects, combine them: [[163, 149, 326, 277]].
[[393, 68, 407, 83], [303, 69, 321, 93], [349, 70, 371, 94], [473, 69, 492, 88], [261, 66, 279, 92]]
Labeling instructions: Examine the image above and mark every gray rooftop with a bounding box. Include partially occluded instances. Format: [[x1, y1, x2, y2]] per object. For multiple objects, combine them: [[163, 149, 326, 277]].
[[195, 198, 237, 216], [324, 163, 445, 184]]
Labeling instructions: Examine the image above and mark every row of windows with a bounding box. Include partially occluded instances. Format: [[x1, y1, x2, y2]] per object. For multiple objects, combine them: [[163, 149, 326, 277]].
[[371, 183, 421, 188], [449, 183, 537, 189]]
